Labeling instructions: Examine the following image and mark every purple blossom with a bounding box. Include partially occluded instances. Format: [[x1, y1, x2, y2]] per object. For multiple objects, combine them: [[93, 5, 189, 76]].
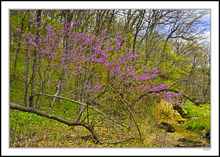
[[72, 21, 79, 25], [133, 54, 141, 58], [94, 83, 101, 92], [42, 50, 50, 55], [13, 18, 186, 106], [13, 26, 21, 32], [153, 67, 160, 73], [161, 70, 168, 75]]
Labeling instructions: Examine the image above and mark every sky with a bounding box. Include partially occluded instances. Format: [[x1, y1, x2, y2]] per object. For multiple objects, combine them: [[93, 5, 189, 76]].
[[203, 10, 211, 32], [144, 9, 211, 44], [196, 10, 211, 44]]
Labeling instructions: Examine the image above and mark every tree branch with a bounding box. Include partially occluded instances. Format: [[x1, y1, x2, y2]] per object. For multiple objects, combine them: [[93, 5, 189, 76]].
[[10, 102, 139, 144], [10, 102, 100, 142], [36, 93, 126, 128], [137, 89, 210, 106]]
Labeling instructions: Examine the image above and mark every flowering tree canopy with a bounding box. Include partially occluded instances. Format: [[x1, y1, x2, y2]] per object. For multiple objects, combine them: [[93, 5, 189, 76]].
[[11, 10, 189, 143]]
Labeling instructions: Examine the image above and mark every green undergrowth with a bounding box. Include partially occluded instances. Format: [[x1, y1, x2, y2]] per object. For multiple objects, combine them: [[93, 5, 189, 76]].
[[10, 108, 156, 147], [182, 100, 210, 132]]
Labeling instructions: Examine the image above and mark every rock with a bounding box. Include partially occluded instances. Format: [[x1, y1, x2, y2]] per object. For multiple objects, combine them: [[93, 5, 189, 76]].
[[177, 138, 208, 147], [173, 104, 187, 117], [173, 110, 188, 123], [205, 131, 210, 138], [177, 137, 193, 143], [202, 131, 210, 139], [159, 122, 175, 132]]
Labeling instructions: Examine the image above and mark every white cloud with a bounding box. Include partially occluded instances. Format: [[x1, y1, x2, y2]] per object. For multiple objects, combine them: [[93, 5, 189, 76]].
[[196, 31, 210, 46]]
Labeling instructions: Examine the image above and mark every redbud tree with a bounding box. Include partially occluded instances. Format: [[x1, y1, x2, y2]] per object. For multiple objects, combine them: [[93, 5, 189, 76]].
[[11, 10, 187, 143]]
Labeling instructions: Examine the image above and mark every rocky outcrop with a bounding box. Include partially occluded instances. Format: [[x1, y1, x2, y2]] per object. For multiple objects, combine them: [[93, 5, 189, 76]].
[[173, 110, 188, 123], [205, 131, 210, 138], [152, 123, 210, 147], [152, 99, 210, 147], [176, 138, 209, 147], [173, 104, 187, 117], [158, 122, 175, 132], [155, 99, 187, 124], [202, 131, 210, 139]]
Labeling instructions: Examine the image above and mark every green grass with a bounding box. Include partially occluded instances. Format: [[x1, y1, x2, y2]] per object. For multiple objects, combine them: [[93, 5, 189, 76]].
[[182, 100, 210, 132], [184, 116, 210, 132]]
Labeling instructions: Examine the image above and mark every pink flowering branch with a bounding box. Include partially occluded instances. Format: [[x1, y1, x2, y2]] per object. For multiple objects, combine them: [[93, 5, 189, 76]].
[[14, 17, 188, 107]]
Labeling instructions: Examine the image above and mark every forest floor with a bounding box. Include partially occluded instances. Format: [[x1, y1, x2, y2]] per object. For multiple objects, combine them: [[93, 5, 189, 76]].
[[10, 102, 210, 147]]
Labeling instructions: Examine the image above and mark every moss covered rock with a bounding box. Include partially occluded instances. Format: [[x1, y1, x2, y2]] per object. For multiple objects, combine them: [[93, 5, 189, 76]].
[[155, 99, 188, 124]]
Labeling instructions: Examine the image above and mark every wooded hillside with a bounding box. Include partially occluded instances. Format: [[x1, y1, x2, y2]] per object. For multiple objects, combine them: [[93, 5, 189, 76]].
[[9, 9, 210, 148]]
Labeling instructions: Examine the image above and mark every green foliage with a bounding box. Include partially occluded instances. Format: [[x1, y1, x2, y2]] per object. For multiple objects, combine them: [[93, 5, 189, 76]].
[[184, 116, 210, 132], [182, 100, 210, 132]]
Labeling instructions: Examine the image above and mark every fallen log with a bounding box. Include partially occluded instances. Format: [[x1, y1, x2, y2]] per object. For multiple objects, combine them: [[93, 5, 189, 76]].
[[10, 102, 101, 142]]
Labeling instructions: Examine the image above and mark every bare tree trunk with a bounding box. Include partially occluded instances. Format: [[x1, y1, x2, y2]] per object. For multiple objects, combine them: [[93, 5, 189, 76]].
[[37, 69, 53, 109], [50, 81, 61, 108], [132, 10, 145, 54], [24, 10, 31, 107], [13, 12, 27, 83], [57, 11, 73, 109], [24, 49, 31, 107], [58, 68, 67, 109], [75, 75, 79, 101], [30, 10, 42, 108]]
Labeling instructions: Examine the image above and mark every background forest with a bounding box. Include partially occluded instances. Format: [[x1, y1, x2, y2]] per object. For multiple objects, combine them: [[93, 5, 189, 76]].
[[9, 9, 211, 147]]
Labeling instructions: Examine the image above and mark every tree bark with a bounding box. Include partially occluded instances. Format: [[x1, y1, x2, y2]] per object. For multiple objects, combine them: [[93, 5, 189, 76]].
[[12, 12, 27, 83], [24, 10, 31, 107], [30, 10, 42, 108]]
